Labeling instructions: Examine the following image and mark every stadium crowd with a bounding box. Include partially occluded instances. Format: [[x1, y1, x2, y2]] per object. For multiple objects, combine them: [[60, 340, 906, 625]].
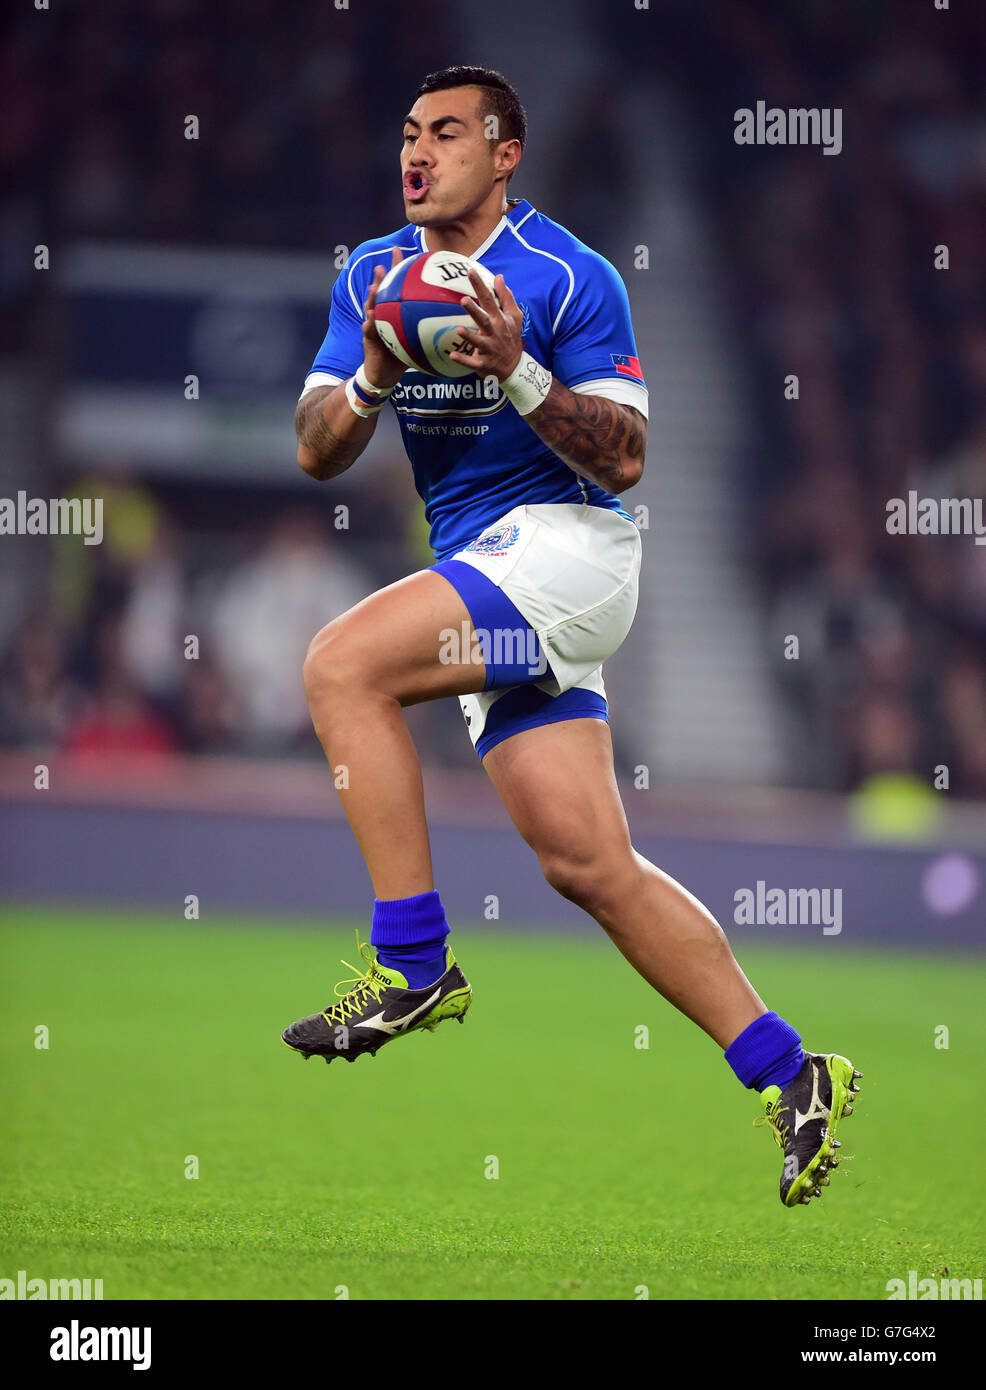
[[4, 0, 448, 253], [668, 0, 986, 796]]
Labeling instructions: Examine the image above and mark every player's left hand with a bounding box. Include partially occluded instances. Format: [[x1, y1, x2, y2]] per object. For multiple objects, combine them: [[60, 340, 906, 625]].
[[448, 270, 524, 381]]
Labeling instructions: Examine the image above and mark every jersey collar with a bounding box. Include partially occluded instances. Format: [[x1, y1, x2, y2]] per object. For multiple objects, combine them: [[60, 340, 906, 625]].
[[416, 199, 534, 261]]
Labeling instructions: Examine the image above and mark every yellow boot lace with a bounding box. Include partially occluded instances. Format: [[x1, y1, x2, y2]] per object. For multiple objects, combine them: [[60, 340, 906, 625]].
[[321, 934, 386, 1026], [754, 1101, 789, 1151]]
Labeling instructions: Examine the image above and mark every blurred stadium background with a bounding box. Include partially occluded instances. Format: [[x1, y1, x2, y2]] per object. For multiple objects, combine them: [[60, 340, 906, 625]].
[[1, 0, 985, 944]]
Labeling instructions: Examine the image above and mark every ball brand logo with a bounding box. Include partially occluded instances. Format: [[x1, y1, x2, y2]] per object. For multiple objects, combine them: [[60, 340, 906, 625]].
[[436, 258, 473, 283], [444, 333, 476, 359]]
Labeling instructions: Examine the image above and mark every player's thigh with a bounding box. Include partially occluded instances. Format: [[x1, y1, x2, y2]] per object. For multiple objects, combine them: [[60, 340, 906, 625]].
[[482, 716, 633, 869], [304, 568, 486, 704]]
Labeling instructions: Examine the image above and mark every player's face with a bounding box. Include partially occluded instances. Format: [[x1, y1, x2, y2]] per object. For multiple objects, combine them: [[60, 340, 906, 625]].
[[401, 87, 501, 225]]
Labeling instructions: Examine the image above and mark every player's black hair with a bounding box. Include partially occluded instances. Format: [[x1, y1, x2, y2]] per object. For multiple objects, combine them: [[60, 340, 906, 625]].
[[415, 65, 527, 178]]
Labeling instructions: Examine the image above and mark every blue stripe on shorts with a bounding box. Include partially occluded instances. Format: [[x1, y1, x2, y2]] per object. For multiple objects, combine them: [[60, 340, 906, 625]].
[[431, 558, 550, 690], [476, 685, 609, 760]]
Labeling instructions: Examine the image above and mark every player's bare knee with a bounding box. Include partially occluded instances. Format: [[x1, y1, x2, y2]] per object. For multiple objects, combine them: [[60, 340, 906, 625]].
[[302, 623, 361, 708], [538, 849, 604, 913], [539, 845, 639, 916]]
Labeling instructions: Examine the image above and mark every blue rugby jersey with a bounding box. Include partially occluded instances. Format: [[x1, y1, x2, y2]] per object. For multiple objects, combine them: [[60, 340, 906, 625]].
[[302, 198, 648, 562]]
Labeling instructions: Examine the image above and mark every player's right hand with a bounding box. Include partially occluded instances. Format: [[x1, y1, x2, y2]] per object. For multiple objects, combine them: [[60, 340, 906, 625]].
[[362, 247, 407, 391]]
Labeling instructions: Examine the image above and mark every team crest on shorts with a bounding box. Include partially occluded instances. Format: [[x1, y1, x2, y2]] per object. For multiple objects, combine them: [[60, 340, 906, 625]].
[[464, 523, 520, 558]]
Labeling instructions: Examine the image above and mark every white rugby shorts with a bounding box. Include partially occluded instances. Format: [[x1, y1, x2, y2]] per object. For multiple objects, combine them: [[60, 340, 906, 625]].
[[432, 502, 641, 756]]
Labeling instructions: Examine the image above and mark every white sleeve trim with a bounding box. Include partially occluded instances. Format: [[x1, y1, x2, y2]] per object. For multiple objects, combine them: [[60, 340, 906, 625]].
[[298, 371, 345, 401], [345, 243, 420, 315], [571, 376, 649, 419]]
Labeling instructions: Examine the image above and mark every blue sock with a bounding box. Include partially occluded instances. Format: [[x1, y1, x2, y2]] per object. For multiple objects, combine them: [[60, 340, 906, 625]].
[[724, 1011, 805, 1093], [371, 890, 450, 989]]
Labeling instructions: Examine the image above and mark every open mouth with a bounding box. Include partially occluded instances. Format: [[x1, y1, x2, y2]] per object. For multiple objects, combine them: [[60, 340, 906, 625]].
[[404, 171, 430, 202]]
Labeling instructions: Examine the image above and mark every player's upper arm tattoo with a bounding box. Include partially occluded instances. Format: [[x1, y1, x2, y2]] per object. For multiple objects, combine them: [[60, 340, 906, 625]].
[[294, 384, 368, 479], [526, 386, 646, 493], [295, 386, 341, 456]]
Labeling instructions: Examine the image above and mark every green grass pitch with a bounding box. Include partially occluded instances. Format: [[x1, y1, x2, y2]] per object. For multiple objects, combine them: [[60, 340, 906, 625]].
[[1, 905, 983, 1300]]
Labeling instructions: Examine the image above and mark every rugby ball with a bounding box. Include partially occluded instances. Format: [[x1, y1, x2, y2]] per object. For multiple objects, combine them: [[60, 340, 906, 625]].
[[372, 250, 497, 377]]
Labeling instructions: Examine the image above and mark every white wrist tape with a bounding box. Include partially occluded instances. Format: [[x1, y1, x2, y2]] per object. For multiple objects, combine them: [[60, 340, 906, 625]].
[[500, 351, 553, 416], [355, 364, 394, 400], [345, 365, 394, 418], [344, 379, 383, 418]]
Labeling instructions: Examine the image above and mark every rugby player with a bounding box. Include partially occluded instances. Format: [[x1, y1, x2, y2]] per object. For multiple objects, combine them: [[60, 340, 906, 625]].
[[282, 65, 859, 1206]]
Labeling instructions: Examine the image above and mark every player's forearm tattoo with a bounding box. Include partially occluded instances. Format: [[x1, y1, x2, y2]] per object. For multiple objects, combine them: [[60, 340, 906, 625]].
[[526, 384, 646, 492], [294, 386, 366, 480]]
